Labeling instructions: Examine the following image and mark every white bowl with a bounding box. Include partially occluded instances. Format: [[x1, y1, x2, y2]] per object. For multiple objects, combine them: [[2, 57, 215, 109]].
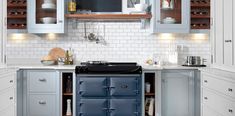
[[42, 3, 56, 9], [41, 17, 56, 24], [41, 60, 56, 65], [134, 4, 148, 12], [162, 17, 176, 24], [44, 0, 54, 4]]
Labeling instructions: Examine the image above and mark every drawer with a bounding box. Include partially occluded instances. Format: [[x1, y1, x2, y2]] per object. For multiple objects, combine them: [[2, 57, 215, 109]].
[[110, 99, 139, 116], [202, 88, 235, 116], [79, 99, 108, 116], [0, 88, 15, 111], [202, 73, 235, 99], [0, 74, 15, 91], [0, 105, 15, 116], [110, 77, 139, 96], [28, 94, 57, 116], [28, 71, 57, 93], [202, 105, 223, 116], [79, 77, 107, 97]]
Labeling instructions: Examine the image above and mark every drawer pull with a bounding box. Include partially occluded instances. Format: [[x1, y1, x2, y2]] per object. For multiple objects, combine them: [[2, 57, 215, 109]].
[[39, 101, 47, 104], [204, 80, 208, 83], [9, 97, 13, 100], [228, 88, 233, 92], [9, 80, 13, 83], [38, 78, 46, 82], [228, 109, 233, 113], [204, 97, 208, 100]]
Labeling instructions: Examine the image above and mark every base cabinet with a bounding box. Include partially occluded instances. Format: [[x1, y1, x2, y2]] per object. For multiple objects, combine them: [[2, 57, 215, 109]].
[[0, 68, 16, 116], [201, 70, 235, 116], [21, 70, 60, 116]]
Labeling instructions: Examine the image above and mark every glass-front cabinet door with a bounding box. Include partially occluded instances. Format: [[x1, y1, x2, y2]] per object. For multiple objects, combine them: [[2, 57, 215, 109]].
[[27, 0, 65, 33], [151, 0, 190, 33]]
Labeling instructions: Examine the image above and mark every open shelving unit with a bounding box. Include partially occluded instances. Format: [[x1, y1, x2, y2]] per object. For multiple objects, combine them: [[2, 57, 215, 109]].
[[144, 72, 156, 116], [62, 72, 74, 116], [190, 0, 210, 29], [7, 0, 27, 29]]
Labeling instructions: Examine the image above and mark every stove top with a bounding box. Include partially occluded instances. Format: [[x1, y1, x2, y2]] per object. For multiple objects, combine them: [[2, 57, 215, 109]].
[[76, 61, 142, 74]]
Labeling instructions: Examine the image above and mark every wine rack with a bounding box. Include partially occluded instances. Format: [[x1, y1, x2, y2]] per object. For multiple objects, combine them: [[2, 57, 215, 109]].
[[7, 0, 27, 29], [191, 0, 210, 29]]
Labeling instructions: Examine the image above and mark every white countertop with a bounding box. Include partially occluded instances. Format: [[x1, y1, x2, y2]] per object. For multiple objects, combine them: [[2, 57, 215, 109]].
[[6, 64, 202, 70]]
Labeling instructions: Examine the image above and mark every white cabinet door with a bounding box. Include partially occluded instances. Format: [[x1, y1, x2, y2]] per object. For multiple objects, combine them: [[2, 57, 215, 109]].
[[202, 105, 223, 116], [0, 0, 6, 65], [151, 0, 190, 33], [27, 0, 65, 33], [213, 0, 224, 65], [223, 0, 233, 66], [161, 70, 195, 116]]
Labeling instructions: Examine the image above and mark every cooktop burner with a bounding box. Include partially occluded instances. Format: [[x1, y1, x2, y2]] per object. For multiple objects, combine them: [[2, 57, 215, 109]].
[[76, 61, 142, 74]]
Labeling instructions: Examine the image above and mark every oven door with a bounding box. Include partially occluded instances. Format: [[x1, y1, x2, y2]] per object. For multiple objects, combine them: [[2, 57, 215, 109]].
[[78, 77, 108, 97], [109, 99, 139, 116], [79, 99, 108, 116], [110, 77, 139, 96]]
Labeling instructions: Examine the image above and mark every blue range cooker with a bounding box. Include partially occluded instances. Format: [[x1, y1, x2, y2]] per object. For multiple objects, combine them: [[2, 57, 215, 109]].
[[75, 61, 142, 116]]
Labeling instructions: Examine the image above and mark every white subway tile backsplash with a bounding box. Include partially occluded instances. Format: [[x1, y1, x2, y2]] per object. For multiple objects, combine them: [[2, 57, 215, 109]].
[[7, 21, 211, 65]]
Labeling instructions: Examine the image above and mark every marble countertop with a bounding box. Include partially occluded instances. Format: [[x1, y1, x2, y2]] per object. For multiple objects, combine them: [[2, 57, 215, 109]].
[[5, 64, 202, 70]]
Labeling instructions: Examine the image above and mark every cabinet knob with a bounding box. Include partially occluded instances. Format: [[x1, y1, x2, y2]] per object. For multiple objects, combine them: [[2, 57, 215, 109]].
[[9, 80, 13, 83], [228, 88, 233, 92], [204, 80, 208, 83], [39, 101, 46, 104], [204, 97, 208, 100], [228, 109, 233, 113], [58, 20, 63, 23], [38, 78, 46, 82], [9, 97, 13, 100]]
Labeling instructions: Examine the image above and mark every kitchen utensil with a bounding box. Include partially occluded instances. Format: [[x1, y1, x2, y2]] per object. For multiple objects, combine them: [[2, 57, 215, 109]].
[[49, 47, 66, 60], [40, 17, 56, 24], [184, 56, 206, 66]]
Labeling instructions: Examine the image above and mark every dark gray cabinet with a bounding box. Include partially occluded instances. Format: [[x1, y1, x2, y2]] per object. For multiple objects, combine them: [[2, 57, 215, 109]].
[[76, 75, 142, 116]]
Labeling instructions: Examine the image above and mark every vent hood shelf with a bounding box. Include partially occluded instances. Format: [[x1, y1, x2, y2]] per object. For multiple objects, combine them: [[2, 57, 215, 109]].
[[65, 14, 152, 20]]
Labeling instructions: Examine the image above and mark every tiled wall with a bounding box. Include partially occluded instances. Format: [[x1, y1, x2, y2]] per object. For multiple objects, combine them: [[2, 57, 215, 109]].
[[6, 20, 211, 65]]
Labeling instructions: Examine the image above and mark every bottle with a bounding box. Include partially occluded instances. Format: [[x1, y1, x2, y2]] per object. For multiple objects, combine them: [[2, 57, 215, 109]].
[[64, 50, 69, 65], [66, 76, 72, 93], [68, 48, 74, 65], [68, 0, 76, 14], [66, 99, 72, 116]]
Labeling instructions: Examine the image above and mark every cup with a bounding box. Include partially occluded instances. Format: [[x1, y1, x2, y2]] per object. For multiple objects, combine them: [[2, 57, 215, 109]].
[[145, 82, 151, 93]]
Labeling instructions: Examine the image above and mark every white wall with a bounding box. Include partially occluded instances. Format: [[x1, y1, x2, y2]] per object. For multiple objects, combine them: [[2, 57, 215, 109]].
[[6, 21, 211, 65]]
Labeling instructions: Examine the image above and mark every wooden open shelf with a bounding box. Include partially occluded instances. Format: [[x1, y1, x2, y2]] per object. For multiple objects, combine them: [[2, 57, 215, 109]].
[[191, 15, 210, 19], [65, 14, 152, 20], [191, 4, 210, 7], [145, 93, 155, 96], [7, 15, 26, 19], [7, 4, 27, 8], [63, 93, 73, 96]]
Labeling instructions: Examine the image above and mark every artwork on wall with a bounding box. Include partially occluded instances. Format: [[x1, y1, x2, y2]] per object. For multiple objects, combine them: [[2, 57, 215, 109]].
[[122, 0, 145, 13]]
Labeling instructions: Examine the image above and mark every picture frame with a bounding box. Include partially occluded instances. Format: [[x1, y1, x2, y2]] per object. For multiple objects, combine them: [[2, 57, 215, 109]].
[[122, 0, 146, 14]]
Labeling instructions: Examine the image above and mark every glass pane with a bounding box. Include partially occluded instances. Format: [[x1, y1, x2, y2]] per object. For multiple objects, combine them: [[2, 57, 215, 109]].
[[160, 0, 182, 24], [36, 0, 57, 24]]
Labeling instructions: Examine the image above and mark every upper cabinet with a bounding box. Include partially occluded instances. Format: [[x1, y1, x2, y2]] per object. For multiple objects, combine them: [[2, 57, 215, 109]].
[[0, 0, 7, 65], [27, 0, 65, 33], [211, 0, 235, 71], [151, 0, 190, 33]]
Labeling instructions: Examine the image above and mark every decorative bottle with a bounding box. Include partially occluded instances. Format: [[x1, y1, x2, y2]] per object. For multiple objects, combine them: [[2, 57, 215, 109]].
[[66, 99, 72, 116]]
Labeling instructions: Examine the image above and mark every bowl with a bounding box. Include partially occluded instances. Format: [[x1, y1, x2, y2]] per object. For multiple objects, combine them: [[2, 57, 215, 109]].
[[162, 17, 176, 24], [134, 4, 148, 12], [42, 3, 56, 9], [40, 17, 56, 24], [41, 60, 56, 65]]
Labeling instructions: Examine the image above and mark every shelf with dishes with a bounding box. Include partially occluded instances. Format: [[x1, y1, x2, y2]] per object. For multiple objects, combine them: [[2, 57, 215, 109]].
[[36, 0, 57, 24], [62, 72, 73, 116]]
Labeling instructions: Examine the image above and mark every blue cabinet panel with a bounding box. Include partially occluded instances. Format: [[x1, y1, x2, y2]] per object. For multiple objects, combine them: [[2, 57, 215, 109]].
[[79, 99, 108, 116], [79, 77, 107, 97], [110, 77, 139, 96], [110, 99, 139, 116]]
